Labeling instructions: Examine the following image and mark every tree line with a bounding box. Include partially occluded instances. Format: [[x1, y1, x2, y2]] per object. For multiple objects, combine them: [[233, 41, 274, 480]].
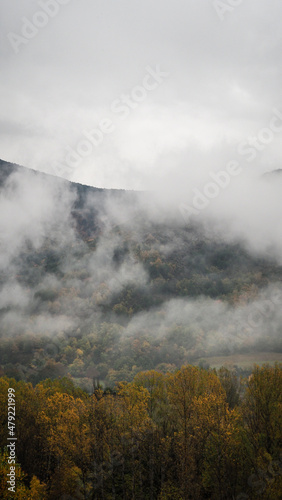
[[0, 364, 281, 499]]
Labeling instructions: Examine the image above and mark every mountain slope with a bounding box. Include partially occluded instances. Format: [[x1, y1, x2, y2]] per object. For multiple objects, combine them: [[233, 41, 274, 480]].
[[0, 158, 282, 386]]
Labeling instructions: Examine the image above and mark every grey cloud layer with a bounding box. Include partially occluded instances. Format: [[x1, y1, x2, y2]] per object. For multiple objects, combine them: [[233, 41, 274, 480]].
[[0, 0, 281, 190]]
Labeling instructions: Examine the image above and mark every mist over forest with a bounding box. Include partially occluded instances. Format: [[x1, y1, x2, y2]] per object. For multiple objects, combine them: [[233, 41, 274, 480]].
[[0, 158, 282, 387]]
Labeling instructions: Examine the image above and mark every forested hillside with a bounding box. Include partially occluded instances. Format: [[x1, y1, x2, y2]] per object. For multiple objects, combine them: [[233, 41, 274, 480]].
[[1, 160, 282, 389]]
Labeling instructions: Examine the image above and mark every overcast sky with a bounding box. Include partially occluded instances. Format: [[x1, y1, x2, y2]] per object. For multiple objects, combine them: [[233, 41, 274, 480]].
[[0, 0, 281, 190]]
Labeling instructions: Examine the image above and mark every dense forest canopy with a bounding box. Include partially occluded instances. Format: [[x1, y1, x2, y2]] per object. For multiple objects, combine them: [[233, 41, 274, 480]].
[[0, 364, 282, 499]]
